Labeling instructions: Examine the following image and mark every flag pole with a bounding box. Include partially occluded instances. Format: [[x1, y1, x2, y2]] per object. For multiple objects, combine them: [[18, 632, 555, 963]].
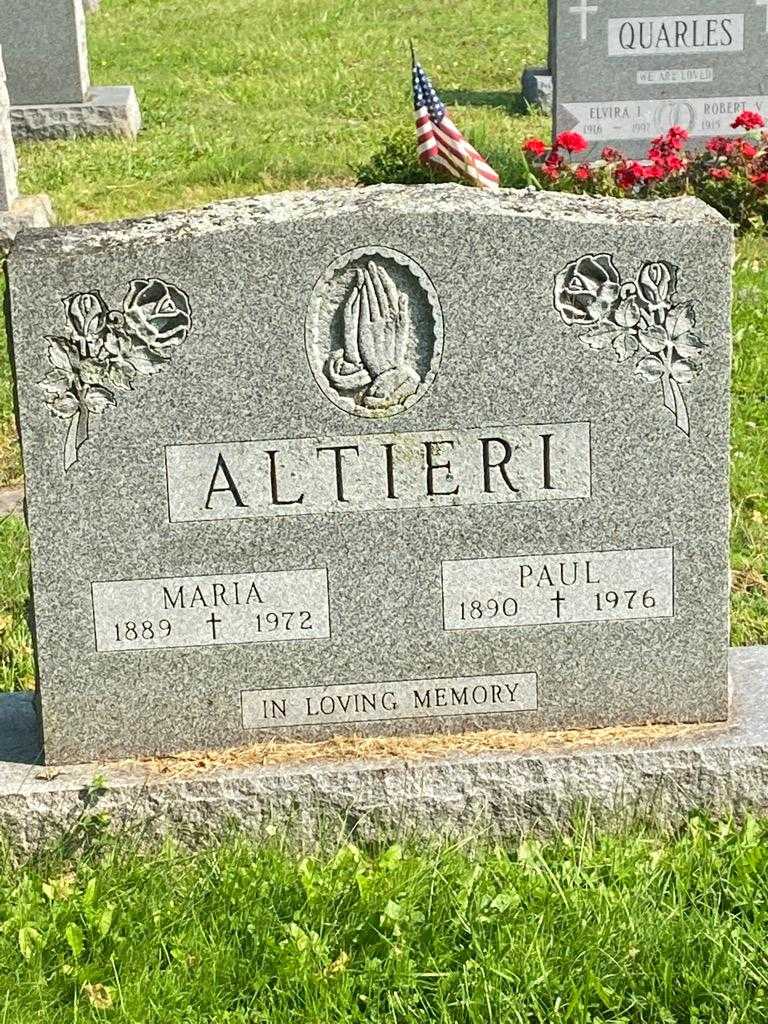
[[409, 39, 416, 68]]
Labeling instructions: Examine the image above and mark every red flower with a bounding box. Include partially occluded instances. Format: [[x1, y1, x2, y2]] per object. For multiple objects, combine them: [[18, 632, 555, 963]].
[[666, 126, 689, 149], [541, 164, 561, 181], [740, 141, 758, 159], [642, 162, 666, 181], [647, 146, 663, 161], [523, 138, 548, 158], [749, 171, 768, 186], [601, 146, 622, 162], [710, 168, 732, 180], [707, 137, 734, 156], [664, 155, 686, 172], [555, 131, 589, 153], [614, 162, 644, 190], [574, 163, 593, 181], [732, 110, 765, 130]]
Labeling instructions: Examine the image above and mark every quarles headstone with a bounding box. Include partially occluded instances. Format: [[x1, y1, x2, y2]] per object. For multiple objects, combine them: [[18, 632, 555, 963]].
[[0, 0, 140, 141], [6, 184, 732, 764], [553, 0, 768, 159]]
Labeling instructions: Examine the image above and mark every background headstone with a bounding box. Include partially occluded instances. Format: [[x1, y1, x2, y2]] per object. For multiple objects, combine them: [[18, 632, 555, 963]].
[[0, 0, 140, 141], [0, 47, 53, 245], [6, 185, 732, 764], [553, 0, 768, 160]]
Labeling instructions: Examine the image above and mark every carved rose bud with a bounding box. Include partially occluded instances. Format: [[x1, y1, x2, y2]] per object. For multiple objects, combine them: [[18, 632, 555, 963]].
[[123, 279, 191, 354], [63, 292, 108, 356], [553, 254, 621, 326], [637, 261, 677, 308]]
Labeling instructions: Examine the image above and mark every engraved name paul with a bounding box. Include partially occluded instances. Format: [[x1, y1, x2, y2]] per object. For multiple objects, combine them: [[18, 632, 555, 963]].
[[164, 421, 592, 522]]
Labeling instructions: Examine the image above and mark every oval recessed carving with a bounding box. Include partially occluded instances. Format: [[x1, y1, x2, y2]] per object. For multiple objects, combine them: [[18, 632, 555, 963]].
[[305, 246, 444, 419]]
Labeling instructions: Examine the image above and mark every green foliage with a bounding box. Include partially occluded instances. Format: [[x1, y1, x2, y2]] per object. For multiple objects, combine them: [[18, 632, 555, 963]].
[[1, 819, 768, 1021]]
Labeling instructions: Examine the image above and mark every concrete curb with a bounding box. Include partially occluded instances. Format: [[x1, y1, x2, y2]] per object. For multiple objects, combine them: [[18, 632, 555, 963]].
[[1, 647, 766, 854]]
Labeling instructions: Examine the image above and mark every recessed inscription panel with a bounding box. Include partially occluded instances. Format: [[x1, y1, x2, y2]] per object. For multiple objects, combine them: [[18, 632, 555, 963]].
[[92, 568, 330, 652], [442, 547, 674, 631], [165, 422, 591, 522], [607, 15, 745, 57], [241, 672, 538, 730], [559, 96, 768, 142]]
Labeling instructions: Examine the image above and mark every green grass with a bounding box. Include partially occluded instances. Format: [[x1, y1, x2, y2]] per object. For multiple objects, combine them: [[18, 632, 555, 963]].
[[1, 817, 768, 1022], [17, 0, 547, 223]]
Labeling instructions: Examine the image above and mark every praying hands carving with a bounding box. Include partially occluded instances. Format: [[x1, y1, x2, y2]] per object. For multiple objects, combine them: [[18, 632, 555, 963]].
[[325, 261, 419, 412]]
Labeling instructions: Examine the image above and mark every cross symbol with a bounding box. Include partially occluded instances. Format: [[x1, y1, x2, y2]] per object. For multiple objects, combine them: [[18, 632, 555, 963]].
[[207, 612, 222, 640], [570, 0, 598, 41], [757, 0, 768, 33], [550, 590, 566, 620]]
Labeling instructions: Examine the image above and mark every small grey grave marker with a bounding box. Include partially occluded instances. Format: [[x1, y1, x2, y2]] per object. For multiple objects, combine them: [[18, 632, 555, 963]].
[[0, 0, 141, 142]]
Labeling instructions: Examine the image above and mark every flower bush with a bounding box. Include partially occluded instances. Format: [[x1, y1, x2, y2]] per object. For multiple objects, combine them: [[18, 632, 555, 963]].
[[523, 113, 768, 232]]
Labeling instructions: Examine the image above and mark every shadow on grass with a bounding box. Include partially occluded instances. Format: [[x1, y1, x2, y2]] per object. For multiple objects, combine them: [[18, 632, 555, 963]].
[[441, 88, 528, 116]]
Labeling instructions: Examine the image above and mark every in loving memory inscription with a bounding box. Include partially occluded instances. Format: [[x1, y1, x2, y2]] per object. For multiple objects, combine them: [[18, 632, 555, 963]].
[[8, 187, 731, 762]]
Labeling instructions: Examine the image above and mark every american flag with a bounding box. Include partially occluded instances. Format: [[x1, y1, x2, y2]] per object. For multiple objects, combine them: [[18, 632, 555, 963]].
[[412, 55, 499, 190]]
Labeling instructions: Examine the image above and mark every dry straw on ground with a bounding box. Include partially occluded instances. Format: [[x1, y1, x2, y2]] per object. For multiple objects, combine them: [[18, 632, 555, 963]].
[[132, 719, 722, 778]]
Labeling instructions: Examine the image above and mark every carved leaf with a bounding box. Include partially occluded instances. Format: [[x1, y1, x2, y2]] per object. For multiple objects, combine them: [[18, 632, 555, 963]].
[[128, 344, 168, 376], [674, 334, 706, 361], [48, 338, 79, 372], [49, 392, 80, 419], [107, 362, 137, 392], [666, 302, 696, 340], [613, 297, 642, 329], [670, 357, 696, 385], [39, 369, 73, 396], [580, 325, 617, 350], [638, 325, 668, 354], [79, 358, 110, 387], [612, 331, 639, 362], [82, 386, 116, 415], [634, 355, 666, 383]]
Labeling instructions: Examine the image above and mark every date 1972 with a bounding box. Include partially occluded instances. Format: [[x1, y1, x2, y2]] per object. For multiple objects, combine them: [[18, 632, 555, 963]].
[[92, 569, 331, 652]]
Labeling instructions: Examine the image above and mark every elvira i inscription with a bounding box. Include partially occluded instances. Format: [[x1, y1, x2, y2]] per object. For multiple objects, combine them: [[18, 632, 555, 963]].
[[5, 185, 732, 764]]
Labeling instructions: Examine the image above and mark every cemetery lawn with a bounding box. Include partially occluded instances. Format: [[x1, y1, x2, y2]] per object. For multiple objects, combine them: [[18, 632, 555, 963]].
[[1, 817, 768, 1022], [0, 0, 766, 685]]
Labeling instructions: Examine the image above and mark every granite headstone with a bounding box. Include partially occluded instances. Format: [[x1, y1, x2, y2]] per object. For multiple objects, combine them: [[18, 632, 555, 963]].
[[0, 47, 53, 245], [553, 0, 768, 159], [0, 0, 140, 141], [6, 185, 732, 764]]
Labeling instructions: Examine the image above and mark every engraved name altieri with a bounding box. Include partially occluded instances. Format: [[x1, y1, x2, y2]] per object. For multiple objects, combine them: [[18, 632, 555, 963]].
[[164, 422, 592, 522]]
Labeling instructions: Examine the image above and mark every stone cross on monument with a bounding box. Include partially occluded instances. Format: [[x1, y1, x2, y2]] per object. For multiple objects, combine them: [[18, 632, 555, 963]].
[[569, 0, 598, 41]]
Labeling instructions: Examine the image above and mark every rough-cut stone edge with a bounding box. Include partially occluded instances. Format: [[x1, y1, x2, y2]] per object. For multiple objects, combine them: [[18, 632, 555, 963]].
[[10, 85, 141, 143], [521, 66, 553, 114], [9, 181, 731, 258], [0, 647, 765, 854], [0, 194, 54, 249]]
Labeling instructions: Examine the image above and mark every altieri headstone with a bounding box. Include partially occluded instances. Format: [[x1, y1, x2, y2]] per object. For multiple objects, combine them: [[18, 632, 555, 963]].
[[0, 0, 140, 142], [553, 0, 768, 159], [6, 185, 732, 764]]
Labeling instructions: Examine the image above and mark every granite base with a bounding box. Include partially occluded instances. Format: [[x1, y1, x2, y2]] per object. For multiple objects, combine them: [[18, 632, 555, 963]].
[[0, 193, 53, 248], [0, 648, 765, 855], [10, 85, 141, 142]]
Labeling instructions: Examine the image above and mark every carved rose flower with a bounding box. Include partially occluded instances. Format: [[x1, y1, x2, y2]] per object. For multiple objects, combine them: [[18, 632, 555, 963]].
[[553, 254, 621, 326], [123, 279, 191, 354], [63, 292, 108, 357], [636, 261, 678, 315]]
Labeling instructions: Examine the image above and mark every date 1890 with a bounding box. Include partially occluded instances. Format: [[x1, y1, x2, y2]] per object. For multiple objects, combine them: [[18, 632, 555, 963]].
[[92, 568, 330, 652]]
